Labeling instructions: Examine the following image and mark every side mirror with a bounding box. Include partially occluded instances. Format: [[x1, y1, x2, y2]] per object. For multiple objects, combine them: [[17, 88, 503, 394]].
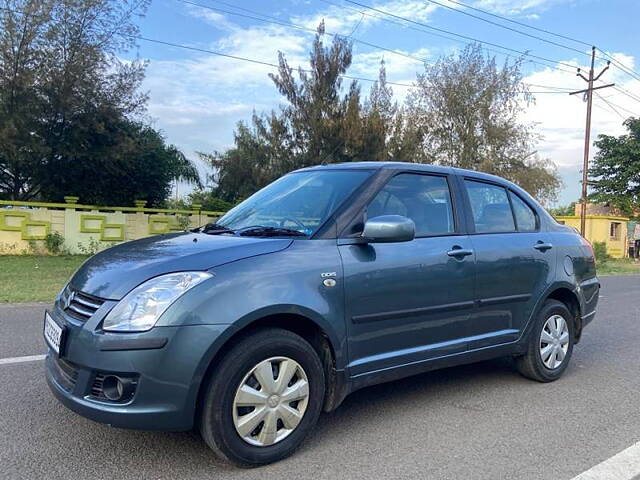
[[362, 215, 415, 243]]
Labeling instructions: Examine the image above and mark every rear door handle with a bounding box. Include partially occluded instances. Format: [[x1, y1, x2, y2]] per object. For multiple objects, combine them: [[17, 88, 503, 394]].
[[533, 242, 553, 251], [447, 248, 474, 258]]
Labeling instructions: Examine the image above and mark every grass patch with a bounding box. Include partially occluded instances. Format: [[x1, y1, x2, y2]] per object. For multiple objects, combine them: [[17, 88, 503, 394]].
[[597, 258, 640, 276], [0, 253, 637, 303], [0, 255, 89, 303]]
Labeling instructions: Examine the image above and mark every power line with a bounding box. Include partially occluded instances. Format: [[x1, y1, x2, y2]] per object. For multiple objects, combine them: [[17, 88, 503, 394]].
[[434, 0, 592, 47], [594, 92, 629, 120], [595, 48, 640, 83], [176, 0, 576, 93], [608, 84, 640, 105], [339, 0, 577, 72], [177, 0, 431, 65], [320, 0, 583, 74], [130, 34, 568, 95], [130, 34, 415, 87], [319, 0, 559, 72], [424, 0, 590, 58]]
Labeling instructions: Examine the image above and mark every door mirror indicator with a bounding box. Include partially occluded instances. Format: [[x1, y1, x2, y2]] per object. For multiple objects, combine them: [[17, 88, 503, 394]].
[[361, 215, 415, 243]]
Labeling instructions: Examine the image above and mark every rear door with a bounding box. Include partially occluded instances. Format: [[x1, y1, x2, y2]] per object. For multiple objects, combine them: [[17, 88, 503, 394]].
[[339, 172, 477, 376], [461, 179, 555, 348]]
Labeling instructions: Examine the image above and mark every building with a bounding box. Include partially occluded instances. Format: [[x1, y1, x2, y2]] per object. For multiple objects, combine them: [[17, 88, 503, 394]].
[[555, 204, 629, 259]]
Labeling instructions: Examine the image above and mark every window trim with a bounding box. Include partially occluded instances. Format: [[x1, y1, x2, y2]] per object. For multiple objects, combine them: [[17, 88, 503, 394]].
[[339, 170, 463, 239]]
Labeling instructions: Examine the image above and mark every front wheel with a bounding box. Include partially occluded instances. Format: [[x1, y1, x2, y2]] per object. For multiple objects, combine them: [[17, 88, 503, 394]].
[[199, 328, 325, 466], [516, 299, 575, 382]]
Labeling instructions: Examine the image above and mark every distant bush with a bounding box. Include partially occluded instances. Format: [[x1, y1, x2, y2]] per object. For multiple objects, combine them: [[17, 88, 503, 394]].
[[176, 215, 191, 230], [44, 232, 65, 255], [164, 192, 232, 212], [593, 242, 609, 263], [188, 191, 233, 212]]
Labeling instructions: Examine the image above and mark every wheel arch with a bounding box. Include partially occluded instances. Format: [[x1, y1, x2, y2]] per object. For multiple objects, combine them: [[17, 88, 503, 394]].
[[519, 282, 585, 351], [194, 309, 347, 426], [545, 287, 583, 342]]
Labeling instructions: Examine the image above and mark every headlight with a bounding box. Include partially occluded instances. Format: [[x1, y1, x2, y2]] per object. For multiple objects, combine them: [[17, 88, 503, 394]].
[[103, 272, 213, 332]]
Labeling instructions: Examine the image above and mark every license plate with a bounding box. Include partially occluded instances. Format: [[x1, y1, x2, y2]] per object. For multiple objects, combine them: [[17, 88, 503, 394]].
[[44, 312, 65, 355]]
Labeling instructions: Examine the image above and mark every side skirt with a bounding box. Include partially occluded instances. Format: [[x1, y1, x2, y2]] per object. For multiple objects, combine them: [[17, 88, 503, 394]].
[[345, 341, 524, 396]]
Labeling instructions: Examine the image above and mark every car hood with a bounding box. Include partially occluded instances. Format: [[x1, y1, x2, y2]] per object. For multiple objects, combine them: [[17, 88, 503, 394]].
[[69, 232, 293, 300]]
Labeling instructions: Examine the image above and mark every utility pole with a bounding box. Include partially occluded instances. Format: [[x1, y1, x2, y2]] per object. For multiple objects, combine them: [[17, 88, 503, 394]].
[[569, 46, 614, 237]]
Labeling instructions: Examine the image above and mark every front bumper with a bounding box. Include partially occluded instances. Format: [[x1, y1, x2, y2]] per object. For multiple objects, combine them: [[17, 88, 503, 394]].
[[44, 306, 230, 431]]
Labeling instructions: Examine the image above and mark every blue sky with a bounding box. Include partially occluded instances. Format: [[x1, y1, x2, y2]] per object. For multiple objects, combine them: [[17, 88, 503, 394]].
[[128, 0, 640, 205]]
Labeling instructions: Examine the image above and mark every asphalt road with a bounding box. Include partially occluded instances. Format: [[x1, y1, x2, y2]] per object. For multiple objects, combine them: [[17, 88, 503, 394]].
[[1, 275, 639, 480]]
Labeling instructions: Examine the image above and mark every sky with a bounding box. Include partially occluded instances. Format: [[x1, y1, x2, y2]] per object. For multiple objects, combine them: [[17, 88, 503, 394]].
[[128, 0, 640, 206]]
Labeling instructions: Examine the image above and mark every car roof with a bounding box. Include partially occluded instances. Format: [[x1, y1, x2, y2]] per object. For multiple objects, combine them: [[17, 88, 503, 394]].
[[296, 161, 514, 186]]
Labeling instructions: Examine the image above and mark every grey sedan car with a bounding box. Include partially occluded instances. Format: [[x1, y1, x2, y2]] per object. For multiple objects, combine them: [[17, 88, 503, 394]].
[[44, 162, 599, 465]]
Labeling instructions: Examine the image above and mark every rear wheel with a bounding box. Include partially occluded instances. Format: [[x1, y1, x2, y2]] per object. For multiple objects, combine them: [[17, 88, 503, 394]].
[[199, 328, 325, 466], [516, 299, 575, 382]]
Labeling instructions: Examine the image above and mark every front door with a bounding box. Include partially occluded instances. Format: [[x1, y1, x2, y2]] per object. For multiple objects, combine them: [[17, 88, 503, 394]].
[[339, 173, 477, 377]]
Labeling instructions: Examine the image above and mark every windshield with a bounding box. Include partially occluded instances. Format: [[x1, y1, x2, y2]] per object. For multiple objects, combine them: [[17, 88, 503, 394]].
[[216, 169, 372, 235]]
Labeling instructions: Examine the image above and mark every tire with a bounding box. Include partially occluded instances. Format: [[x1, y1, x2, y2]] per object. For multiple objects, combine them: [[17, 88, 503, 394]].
[[199, 328, 325, 466], [516, 299, 575, 382]]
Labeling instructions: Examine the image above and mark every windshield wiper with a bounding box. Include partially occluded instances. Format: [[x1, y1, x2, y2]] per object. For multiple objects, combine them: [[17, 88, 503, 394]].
[[194, 223, 235, 235], [238, 226, 308, 237]]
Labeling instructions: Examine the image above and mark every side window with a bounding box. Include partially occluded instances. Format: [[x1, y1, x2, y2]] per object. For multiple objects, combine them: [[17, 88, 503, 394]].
[[464, 180, 515, 233], [368, 174, 455, 236], [510, 192, 537, 232]]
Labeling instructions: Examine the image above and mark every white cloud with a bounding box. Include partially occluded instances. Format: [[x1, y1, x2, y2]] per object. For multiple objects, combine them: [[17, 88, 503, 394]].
[[470, 0, 565, 16], [291, 0, 438, 35], [186, 5, 237, 31]]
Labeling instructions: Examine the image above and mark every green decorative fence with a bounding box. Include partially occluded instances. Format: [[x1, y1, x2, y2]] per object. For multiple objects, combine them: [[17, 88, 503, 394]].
[[0, 198, 225, 255]]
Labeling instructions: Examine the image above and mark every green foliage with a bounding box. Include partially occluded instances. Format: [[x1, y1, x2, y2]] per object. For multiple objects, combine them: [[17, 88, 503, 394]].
[[44, 231, 65, 255], [0, 0, 199, 205], [203, 27, 561, 205], [204, 23, 413, 203], [175, 215, 191, 231], [188, 191, 233, 212], [549, 202, 577, 217], [39, 119, 199, 206], [590, 118, 640, 217], [592, 242, 609, 263], [76, 238, 105, 256], [164, 192, 232, 212]]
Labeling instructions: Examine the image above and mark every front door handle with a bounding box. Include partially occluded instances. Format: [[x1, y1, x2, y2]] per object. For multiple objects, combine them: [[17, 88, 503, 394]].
[[447, 247, 474, 258], [533, 241, 553, 251]]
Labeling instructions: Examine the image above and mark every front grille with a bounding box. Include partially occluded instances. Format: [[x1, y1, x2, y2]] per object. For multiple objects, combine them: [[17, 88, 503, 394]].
[[61, 286, 104, 322], [48, 356, 79, 392]]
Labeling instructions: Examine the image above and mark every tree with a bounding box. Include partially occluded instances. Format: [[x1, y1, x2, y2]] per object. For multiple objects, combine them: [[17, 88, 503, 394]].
[[0, 0, 197, 205], [205, 31, 560, 204], [205, 24, 414, 202], [42, 117, 199, 206], [590, 117, 640, 216], [409, 44, 561, 203], [549, 201, 577, 217]]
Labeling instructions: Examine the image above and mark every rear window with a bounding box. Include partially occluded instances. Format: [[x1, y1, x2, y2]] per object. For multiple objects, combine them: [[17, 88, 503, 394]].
[[464, 180, 515, 233], [510, 192, 537, 232]]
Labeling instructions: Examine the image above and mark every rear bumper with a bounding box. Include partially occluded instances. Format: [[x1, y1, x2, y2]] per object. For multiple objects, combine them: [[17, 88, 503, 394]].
[[44, 307, 230, 431]]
